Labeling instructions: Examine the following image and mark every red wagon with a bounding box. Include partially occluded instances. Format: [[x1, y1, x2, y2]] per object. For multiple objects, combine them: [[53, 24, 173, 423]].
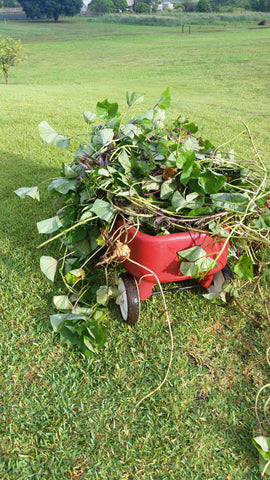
[[116, 221, 231, 324]]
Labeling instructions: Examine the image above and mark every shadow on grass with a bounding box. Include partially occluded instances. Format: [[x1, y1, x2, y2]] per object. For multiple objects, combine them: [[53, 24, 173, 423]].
[[0, 150, 61, 331]]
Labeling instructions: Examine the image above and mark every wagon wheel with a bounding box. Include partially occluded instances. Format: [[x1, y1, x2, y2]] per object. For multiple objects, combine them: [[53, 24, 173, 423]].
[[207, 264, 234, 295], [117, 273, 141, 325]]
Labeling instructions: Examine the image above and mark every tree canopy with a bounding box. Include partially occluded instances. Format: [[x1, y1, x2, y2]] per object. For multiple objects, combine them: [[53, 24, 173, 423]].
[[17, 0, 83, 22], [136, 1, 150, 12], [89, 0, 115, 14], [0, 0, 20, 7], [88, 0, 127, 14]]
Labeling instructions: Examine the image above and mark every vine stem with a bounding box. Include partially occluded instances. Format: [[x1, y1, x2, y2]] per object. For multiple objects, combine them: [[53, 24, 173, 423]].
[[257, 279, 270, 327], [261, 459, 270, 479], [36, 216, 99, 249], [127, 258, 174, 414], [255, 383, 270, 436], [213, 128, 246, 153]]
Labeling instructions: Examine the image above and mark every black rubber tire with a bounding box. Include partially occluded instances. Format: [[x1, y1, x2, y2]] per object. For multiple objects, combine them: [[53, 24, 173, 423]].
[[221, 263, 234, 282], [117, 273, 141, 325]]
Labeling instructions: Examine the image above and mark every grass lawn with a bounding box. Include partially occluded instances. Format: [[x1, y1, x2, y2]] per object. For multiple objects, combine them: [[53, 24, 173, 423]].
[[0, 16, 270, 479]]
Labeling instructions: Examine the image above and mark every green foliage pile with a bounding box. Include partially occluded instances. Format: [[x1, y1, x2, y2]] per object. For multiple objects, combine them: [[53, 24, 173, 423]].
[[15, 89, 270, 356]]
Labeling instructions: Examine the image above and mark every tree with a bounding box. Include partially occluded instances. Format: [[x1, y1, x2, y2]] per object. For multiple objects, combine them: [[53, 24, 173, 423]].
[[0, 36, 27, 84], [88, 0, 127, 14], [113, 0, 128, 11], [88, 0, 115, 14], [196, 0, 211, 10], [17, 0, 83, 22], [182, 0, 196, 11], [249, 0, 269, 10], [136, 1, 150, 12], [0, 0, 20, 7]]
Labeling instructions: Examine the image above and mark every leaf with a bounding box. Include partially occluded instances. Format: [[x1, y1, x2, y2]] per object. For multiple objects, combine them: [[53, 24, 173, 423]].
[[126, 91, 144, 107], [96, 99, 118, 119], [106, 114, 121, 131], [14, 186, 40, 201], [59, 325, 82, 348], [48, 178, 77, 195], [157, 87, 171, 110], [252, 437, 270, 462], [73, 238, 92, 257], [255, 211, 270, 229], [37, 216, 62, 234], [207, 221, 229, 236], [88, 225, 101, 251], [160, 178, 177, 200], [83, 335, 98, 353], [53, 295, 73, 311], [198, 169, 226, 194], [203, 292, 226, 303], [259, 455, 270, 475], [87, 321, 107, 348], [50, 313, 68, 331], [234, 255, 253, 281], [182, 121, 199, 134], [120, 123, 141, 139], [137, 109, 154, 123], [210, 192, 249, 213], [96, 285, 119, 306], [39, 120, 58, 144], [179, 151, 199, 185], [178, 245, 218, 277], [188, 206, 216, 217], [180, 261, 199, 278], [255, 193, 268, 208], [83, 111, 96, 124], [99, 128, 114, 146], [66, 268, 85, 285], [54, 135, 70, 150], [62, 163, 79, 179], [72, 226, 87, 243], [40, 255, 58, 282], [185, 192, 204, 209], [141, 178, 161, 192], [171, 191, 187, 211], [118, 150, 131, 173], [90, 199, 116, 223], [153, 108, 165, 129], [178, 245, 206, 262], [253, 436, 270, 454]]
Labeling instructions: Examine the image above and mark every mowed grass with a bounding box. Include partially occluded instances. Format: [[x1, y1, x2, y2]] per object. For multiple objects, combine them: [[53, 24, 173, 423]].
[[0, 18, 270, 479]]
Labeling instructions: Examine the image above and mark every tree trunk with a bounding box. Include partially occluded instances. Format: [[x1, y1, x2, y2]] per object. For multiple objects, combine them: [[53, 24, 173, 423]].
[[5, 74, 8, 84]]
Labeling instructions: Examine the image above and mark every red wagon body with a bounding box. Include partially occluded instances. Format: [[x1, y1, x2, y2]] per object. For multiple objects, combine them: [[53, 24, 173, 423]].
[[117, 221, 229, 301]]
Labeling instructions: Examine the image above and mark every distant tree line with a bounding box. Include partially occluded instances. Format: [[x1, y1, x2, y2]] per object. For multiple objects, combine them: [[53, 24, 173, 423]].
[[196, 0, 269, 11], [4, 0, 269, 17], [89, 0, 270, 14], [176, 0, 270, 12]]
